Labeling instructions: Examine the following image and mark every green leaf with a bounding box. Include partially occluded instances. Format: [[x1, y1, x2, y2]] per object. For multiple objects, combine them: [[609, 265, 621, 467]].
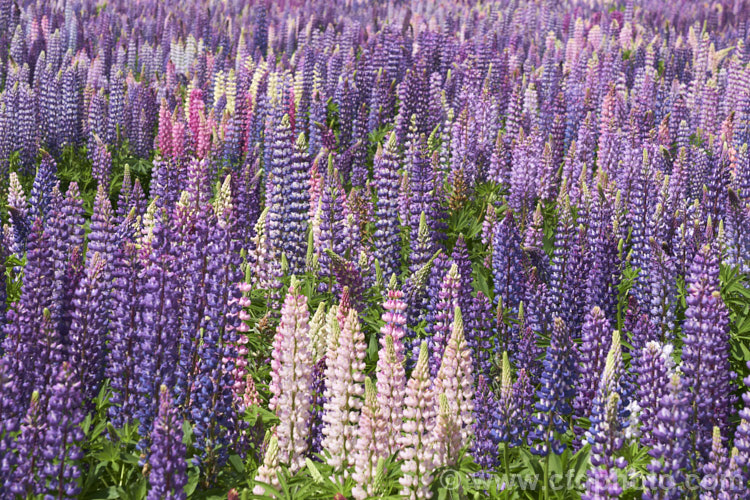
[[184, 466, 200, 496], [570, 445, 591, 484], [93, 440, 119, 463], [229, 454, 245, 474]]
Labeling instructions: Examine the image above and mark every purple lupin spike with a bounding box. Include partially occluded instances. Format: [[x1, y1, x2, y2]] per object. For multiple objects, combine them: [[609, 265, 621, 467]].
[[681, 243, 733, 463], [643, 374, 691, 500], [573, 306, 611, 441], [148, 385, 188, 500], [373, 132, 403, 279], [41, 362, 85, 499], [530, 318, 577, 456], [491, 210, 525, 312]]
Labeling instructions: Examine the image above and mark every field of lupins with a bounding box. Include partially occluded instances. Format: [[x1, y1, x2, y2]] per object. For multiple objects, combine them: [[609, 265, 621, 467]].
[[2, 0, 750, 498]]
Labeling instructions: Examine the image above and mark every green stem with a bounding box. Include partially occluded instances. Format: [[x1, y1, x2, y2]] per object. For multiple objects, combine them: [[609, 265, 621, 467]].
[[504, 443, 510, 500], [543, 452, 550, 500]]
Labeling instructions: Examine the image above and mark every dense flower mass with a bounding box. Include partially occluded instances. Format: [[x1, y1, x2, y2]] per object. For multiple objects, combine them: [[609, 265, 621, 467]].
[[0, 0, 748, 498]]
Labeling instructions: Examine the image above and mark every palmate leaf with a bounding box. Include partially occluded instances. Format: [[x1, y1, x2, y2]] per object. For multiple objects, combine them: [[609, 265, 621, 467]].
[[244, 459, 352, 499], [720, 264, 750, 387]]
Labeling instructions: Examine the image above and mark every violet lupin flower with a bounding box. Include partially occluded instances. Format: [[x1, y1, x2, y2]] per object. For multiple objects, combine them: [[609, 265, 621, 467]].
[[190, 177, 242, 474], [107, 71, 125, 146], [281, 132, 311, 276], [267, 117, 298, 259], [88, 185, 116, 265], [465, 291, 494, 377], [59, 65, 82, 149], [586, 330, 627, 449], [91, 138, 112, 188], [68, 252, 108, 402], [106, 238, 142, 428], [16, 81, 38, 173], [398, 171, 412, 234], [48, 182, 86, 338], [492, 352, 517, 446], [308, 356, 327, 457], [624, 297, 658, 369], [1, 218, 56, 423], [268, 281, 313, 473], [373, 132, 403, 279], [574, 307, 611, 439], [404, 215, 440, 339], [549, 194, 585, 333], [407, 136, 445, 245], [584, 183, 620, 321], [508, 130, 535, 214], [647, 238, 678, 341], [451, 235, 473, 312], [148, 385, 187, 500], [530, 317, 577, 456], [628, 159, 658, 304], [643, 374, 692, 500], [714, 447, 745, 498], [698, 426, 736, 499], [233, 155, 262, 248], [473, 375, 500, 473], [398, 342, 436, 500], [736, 363, 750, 478], [317, 162, 349, 290], [488, 131, 510, 186], [134, 208, 180, 450], [635, 342, 675, 447], [513, 311, 543, 383], [171, 193, 209, 410], [408, 211, 435, 277], [681, 244, 733, 462], [327, 249, 368, 312], [492, 210, 525, 312], [6, 390, 46, 496], [28, 154, 57, 223], [582, 392, 626, 500], [41, 362, 85, 500], [512, 367, 536, 447]]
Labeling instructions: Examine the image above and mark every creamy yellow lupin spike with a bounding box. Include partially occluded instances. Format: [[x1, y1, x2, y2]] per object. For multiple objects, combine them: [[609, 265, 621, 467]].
[[294, 68, 304, 108], [225, 69, 237, 115], [213, 174, 233, 225], [213, 71, 226, 108], [138, 198, 160, 250], [266, 72, 279, 105], [249, 59, 268, 103]]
